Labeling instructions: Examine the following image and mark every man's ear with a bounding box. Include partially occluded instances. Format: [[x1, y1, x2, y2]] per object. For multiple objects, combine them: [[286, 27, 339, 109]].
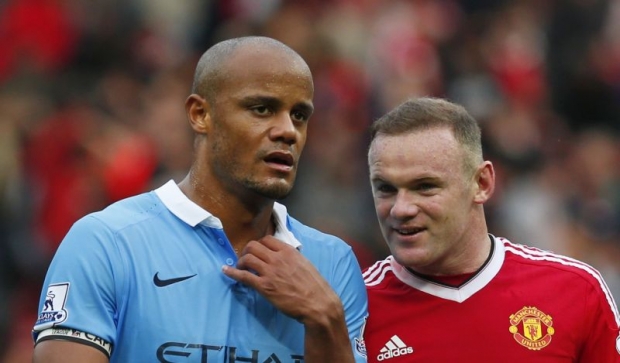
[[473, 161, 495, 204], [185, 94, 211, 134]]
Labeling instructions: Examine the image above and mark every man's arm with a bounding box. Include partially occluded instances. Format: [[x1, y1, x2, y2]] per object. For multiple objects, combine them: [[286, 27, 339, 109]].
[[222, 235, 356, 363], [31, 216, 119, 363], [300, 297, 356, 362], [579, 281, 620, 362], [33, 340, 109, 363]]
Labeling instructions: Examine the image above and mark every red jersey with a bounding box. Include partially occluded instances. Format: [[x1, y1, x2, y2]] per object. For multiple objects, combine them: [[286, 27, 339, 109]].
[[363, 236, 620, 362]]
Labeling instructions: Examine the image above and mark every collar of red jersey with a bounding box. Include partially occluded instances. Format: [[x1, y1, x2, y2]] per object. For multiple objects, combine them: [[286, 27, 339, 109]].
[[390, 235, 504, 303], [154, 180, 302, 249]]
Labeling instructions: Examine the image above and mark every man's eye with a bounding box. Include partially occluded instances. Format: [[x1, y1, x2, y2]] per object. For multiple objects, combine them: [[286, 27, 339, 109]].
[[252, 106, 271, 116], [417, 183, 437, 192], [375, 184, 396, 194], [291, 111, 309, 122]]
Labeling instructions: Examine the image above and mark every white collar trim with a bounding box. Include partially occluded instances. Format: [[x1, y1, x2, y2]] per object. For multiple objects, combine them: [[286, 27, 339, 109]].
[[390, 235, 504, 302], [154, 180, 302, 249]]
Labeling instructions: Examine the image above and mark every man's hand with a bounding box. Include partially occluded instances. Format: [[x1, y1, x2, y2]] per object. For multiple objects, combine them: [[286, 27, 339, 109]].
[[222, 235, 341, 323], [222, 235, 355, 363]]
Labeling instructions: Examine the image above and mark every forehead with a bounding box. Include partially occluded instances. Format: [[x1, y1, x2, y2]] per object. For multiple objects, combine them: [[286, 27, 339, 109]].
[[368, 128, 465, 178], [218, 45, 314, 100]]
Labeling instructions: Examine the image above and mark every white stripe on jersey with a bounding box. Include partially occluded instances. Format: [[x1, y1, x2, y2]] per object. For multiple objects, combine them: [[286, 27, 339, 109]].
[[502, 237, 620, 328], [364, 258, 393, 287]]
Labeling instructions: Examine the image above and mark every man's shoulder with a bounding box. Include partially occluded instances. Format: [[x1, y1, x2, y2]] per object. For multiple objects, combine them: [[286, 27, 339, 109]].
[[287, 215, 349, 247], [500, 237, 607, 287], [76, 191, 163, 232], [362, 257, 394, 290], [286, 216, 360, 270]]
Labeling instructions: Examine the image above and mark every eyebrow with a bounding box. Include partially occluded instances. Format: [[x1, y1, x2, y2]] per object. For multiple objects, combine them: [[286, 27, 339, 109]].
[[369, 175, 442, 186], [369, 175, 387, 184], [295, 102, 314, 115], [240, 96, 314, 114]]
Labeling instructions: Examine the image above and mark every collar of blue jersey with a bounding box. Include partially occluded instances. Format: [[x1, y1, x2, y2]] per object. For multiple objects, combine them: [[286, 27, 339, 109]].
[[154, 180, 302, 249]]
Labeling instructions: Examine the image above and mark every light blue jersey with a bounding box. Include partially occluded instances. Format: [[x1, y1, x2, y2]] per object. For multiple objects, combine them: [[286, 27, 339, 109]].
[[33, 180, 368, 362]]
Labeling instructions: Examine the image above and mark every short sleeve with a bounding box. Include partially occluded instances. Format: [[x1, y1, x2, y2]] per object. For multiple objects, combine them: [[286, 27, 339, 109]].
[[331, 245, 369, 362], [32, 215, 123, 345], [579, 273, 620, 362]]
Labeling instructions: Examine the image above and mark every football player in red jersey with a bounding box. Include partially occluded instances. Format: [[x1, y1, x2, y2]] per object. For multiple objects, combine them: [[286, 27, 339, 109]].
[[362, 97, 620, 362]]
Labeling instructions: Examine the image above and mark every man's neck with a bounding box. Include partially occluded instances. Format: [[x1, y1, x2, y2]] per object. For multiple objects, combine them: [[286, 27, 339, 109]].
[[178, 173, 276, 249]]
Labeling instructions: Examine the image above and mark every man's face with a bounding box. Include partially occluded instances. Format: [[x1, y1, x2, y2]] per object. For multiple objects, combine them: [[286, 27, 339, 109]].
[[206, 47, 314, 200], [368, 128, 479, 275]]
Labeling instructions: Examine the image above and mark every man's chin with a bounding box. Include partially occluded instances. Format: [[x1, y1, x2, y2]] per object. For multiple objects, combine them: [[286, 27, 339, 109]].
[[391, 247, 428, 268], [255, 182, 293, 200]]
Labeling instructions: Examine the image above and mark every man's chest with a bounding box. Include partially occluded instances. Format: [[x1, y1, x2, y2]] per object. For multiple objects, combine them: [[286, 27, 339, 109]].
[[364, 283, 583, 362]]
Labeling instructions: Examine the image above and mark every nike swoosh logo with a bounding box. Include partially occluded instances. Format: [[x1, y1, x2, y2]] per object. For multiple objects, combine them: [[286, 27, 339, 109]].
[[153, 272, 197, 287]]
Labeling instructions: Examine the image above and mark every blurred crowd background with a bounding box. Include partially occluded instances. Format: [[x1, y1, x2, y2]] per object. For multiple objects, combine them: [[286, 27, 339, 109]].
[[1, 0, 619, 361]]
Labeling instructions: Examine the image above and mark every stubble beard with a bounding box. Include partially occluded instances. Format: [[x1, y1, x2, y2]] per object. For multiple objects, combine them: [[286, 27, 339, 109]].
[[210, 130, 296, 200], [212, 155, 295, 200], [242, 174, 295, 200]]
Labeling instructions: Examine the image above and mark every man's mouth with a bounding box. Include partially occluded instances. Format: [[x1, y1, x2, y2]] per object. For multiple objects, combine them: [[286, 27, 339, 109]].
[[264, 151, 294, 169], [394, 227, 425, 236]]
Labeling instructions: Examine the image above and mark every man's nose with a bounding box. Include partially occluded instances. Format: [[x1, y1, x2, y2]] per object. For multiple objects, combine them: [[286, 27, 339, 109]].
[[269, 113, 298, 144], [390, 191, 420, 219]]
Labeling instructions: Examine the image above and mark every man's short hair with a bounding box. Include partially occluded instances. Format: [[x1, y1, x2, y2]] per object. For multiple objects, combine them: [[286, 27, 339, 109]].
[[369, 97, 484, 172], [191, 36, 303, 103]]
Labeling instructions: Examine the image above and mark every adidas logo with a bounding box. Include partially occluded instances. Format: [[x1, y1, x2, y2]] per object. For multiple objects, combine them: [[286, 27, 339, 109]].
[[377, 335, 414, 361]]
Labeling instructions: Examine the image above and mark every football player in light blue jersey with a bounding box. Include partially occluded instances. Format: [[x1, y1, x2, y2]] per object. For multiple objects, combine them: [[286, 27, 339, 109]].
[[32, 36, 368, 363]]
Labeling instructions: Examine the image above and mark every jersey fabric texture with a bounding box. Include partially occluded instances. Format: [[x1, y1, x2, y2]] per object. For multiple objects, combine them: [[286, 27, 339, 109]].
[[33, 180, 369, 363], [363, 235, 620, 362]]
